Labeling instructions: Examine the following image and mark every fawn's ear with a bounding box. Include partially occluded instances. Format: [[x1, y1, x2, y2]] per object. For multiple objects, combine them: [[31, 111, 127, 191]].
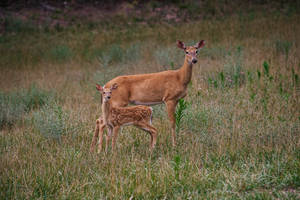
[[195, 40, 205, 49], [96, 84, 103, 91], [177, 40, 186, 49], [111, 83, 118, 90]]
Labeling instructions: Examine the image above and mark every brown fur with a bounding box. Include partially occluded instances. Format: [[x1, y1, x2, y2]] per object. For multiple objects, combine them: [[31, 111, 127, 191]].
[[102, 40, 205, 146], [90, 84, 157, 153]]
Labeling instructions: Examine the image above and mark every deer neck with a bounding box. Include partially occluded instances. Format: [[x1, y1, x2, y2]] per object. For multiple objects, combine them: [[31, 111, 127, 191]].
[[179, 57, 193, 86], [102, 100, 111, 125]]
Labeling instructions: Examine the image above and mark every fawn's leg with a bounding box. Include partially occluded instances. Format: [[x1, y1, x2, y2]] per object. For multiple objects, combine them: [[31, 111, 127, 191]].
[[97, 123, 105, 154], [111, 126, 120, 152], [90, 118, 100, 152], [136, 122, 158, 149], [105, 126, 113, 153]]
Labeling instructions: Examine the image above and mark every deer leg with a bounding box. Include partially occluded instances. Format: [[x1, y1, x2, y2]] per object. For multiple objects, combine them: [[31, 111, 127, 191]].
[[136, 122, 158, 149], [165, 100, 177, 146], [105, 126, 113, 153], [90, 118, 101, 152], [97, 123, 105, 154], [148, 125, 157, 149], [111, 126, 120, 152]]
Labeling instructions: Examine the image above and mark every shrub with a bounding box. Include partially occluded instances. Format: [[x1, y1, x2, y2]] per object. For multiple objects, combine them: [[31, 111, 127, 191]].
[[0, 84, 54, 129], [175, 99, 188, 133], [0, 93, 26, 128], [33, 102, 69, 140]]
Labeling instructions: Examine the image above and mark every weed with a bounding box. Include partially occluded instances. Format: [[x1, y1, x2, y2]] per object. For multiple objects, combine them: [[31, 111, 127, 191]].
[[0, 84, 54, 129], [33, 102, 69, 140], [175, 99, 188, 134]]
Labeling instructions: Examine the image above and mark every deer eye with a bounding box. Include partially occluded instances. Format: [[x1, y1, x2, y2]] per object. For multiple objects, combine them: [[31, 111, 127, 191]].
[[196, 50, 198, 54], [185, 51, 189, 54]]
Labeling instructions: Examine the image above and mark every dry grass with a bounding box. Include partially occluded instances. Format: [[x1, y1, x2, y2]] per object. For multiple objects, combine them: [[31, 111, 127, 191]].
[[0, 11, 300, 199]]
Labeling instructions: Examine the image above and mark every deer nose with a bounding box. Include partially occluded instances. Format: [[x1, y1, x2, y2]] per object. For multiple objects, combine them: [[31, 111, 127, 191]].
[[107, 96, 111, 99], [192, 59, 197, 64]]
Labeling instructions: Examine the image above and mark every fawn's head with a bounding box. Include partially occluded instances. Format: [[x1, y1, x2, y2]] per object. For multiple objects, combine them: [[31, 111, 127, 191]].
[[177, 40, 205, 64], [96, 83, 118, 103]]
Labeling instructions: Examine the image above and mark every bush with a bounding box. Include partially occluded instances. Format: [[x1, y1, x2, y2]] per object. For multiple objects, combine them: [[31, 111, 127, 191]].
[[0, 84, 54, 129], [0, 94, 26, 128], [33, 102, 69, 140]]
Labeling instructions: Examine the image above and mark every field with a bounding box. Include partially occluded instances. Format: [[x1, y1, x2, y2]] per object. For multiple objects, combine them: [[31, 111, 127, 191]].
[[1, 2, 300, 199]]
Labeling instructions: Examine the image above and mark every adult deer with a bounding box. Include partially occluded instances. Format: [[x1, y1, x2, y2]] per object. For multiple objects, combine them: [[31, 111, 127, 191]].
[[90, 83, 157, 153], [101, 40, 205, 146]]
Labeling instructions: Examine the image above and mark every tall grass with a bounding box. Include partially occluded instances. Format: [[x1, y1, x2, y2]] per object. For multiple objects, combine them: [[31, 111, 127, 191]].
[[0, 10, 300, 199], [0, 84, 54, 129]]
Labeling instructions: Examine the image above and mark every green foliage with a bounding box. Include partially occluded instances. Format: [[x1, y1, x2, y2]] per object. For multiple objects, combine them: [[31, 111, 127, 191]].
[[292, 68, 299, 86], [175, 99, 188, 133], [33, 102, 69, 140], [257, 69, 261, 80], [0, 84, 54, 129]]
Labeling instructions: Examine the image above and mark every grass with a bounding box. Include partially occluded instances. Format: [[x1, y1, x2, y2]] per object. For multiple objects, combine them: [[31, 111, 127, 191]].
[[0, 8, 300, 199], [0, 84, 54, 129]]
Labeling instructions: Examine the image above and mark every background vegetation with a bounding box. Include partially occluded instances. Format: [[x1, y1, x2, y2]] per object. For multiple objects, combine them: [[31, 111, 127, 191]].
[[0, 1, 299, 199]]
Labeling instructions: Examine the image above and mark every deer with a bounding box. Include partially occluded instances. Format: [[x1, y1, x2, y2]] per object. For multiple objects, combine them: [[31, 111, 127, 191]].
[[97, 40, 205, 146], [90, 83, 157, 153]]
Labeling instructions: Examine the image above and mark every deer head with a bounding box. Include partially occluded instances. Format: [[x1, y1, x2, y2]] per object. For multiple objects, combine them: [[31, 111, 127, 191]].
[[96, 83, 118, 103], [177, 40, 205, 64]]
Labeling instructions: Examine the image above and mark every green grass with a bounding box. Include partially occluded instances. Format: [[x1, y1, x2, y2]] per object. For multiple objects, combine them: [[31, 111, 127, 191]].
[[0, 8, 300, 199], [0, 84, 54, 129]]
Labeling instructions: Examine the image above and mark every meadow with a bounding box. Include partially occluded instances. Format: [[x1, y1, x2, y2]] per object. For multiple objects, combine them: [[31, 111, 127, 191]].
[[0, 4, 300, 199]]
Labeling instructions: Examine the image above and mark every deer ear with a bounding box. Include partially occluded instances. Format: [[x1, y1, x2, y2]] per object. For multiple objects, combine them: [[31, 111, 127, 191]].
[[111, 83, 118, 90], [177, 40, 186, 49], [195, 40, 205, 49], [96, 84, 103, 91]]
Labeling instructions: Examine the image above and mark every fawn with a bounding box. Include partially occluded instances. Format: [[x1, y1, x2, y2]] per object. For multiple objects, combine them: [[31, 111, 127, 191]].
[[90, 83, 157, 153]]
